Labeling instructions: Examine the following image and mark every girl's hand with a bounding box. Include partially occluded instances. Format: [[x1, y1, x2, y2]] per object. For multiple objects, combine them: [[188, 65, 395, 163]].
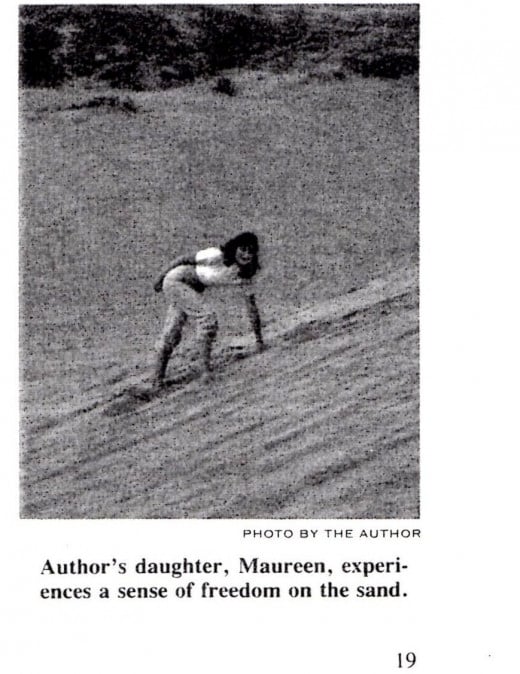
[[154, 277, 164, 292]]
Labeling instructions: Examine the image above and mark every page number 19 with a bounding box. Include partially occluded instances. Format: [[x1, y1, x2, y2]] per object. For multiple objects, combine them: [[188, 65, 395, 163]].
[[398, 652, 416, 668]]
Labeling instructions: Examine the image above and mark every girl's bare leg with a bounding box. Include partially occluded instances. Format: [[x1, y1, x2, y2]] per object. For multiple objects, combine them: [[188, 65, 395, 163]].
[[200, 313, 219, 376], [153, 309, 187, 387]]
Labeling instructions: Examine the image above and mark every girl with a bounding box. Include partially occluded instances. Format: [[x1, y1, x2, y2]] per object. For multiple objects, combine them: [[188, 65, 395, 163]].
[[152, 232, 264, 388]]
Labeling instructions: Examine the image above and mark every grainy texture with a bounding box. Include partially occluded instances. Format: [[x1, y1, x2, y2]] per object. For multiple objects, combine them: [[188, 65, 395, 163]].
[[19, 6, 419, 519]]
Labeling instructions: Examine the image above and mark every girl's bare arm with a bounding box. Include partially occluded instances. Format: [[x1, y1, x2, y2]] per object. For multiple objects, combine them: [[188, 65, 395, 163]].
[[245, 293, 264, 350], [154, 254, 196, 292]]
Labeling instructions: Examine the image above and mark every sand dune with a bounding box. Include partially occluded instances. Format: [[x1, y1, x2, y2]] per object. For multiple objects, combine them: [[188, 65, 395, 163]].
[[21, 264, 418, 519], [20, 48, 418, 519]]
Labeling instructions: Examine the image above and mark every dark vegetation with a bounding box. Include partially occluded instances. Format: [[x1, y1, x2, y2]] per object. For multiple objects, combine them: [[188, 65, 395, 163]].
[[64, 95, 139, 113], [19, 4, 418, 89], [213, 76, 237, 97]]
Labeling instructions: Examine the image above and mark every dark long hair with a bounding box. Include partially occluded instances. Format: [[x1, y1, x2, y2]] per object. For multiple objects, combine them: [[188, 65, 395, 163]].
[[221, 231, 260, 279]]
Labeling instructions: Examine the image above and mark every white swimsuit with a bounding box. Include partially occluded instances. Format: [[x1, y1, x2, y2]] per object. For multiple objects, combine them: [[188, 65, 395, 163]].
[[161, 247, 252, 319], [194, 247, 248, 287], [163, 247, 251, 291]]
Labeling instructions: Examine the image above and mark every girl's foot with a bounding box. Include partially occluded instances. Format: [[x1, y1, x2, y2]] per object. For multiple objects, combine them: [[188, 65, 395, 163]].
[[151, 377, 166, 392]]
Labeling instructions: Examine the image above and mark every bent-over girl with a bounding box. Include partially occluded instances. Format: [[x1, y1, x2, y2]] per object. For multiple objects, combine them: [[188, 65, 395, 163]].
[[152, 231, 264, 387]]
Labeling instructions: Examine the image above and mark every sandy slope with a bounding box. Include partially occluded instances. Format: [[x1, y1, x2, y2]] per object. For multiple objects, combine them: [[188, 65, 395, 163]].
[[20, 66, 418, 518], [21, 264, 418, 519]]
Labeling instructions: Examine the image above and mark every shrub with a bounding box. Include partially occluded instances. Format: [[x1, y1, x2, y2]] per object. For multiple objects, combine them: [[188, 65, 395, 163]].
[[343, 53, 418, 79], [19, 16, 66, 87], [213, 76, 236, 96], [198, 6, 278, 74], [66, 95, 138, 113], [97, 60, 156, 91], [64, 6, 189, 79], [159, 62, 196, 87], [340, 6, 419, 80]]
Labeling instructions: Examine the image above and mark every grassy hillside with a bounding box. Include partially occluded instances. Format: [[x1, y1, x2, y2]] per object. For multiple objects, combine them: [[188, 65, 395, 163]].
[[19, 4, 419, 89]]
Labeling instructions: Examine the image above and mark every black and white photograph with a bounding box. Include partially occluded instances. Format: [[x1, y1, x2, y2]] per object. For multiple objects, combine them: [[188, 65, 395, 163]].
[[6, 1, 518, 671], [19, 3, 419, 519]]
